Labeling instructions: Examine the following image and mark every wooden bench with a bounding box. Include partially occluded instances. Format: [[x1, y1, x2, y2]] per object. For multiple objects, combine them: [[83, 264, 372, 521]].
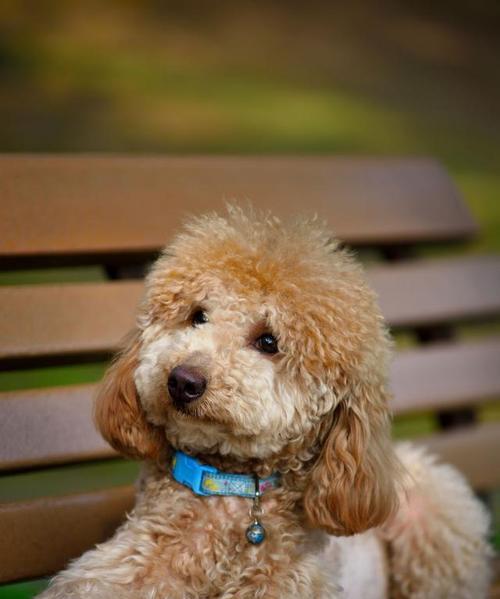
[[1, 155, 499, 592]]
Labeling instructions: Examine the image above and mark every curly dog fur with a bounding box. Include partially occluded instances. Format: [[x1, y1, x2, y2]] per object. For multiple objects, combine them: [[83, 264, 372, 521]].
[[39, 208, 491, 598]]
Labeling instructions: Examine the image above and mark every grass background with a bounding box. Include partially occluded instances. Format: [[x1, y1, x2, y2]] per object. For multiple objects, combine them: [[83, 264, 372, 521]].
[[0, 1, 499, 595], [1, 1, 499, 244]]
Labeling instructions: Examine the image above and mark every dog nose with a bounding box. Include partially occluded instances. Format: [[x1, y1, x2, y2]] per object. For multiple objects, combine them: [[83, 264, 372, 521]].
[[167, 366, 207, 404]]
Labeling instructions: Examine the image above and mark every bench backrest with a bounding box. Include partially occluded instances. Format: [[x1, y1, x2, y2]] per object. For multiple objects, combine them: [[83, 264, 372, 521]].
[[1, 155, 499, 584]]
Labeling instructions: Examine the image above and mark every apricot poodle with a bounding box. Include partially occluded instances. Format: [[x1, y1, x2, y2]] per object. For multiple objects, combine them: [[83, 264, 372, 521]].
[[39, 208, 491, 598]]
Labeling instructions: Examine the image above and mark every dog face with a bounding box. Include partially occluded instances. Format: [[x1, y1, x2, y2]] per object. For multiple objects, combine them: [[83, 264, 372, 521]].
[[95, 209, 400, 535]]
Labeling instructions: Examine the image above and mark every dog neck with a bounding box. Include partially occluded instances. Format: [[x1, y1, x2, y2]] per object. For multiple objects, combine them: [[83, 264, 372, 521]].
[[179, 412, 333, 480]]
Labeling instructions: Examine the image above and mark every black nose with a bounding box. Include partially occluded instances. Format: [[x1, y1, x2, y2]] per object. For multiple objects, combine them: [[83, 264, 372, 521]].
[[167, 366, 207, 405]]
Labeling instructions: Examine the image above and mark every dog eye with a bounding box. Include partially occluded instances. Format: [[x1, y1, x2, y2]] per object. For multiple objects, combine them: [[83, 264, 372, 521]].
[[254, 333, 279, 355], [191, 309, 208, 326]]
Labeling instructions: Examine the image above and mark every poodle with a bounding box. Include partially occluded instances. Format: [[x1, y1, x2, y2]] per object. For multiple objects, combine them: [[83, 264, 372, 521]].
[[38, 208, 491, 598]]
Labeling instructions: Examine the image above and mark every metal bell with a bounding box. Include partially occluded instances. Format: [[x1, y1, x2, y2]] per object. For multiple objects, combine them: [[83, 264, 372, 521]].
[[246, 521, 266, 545]]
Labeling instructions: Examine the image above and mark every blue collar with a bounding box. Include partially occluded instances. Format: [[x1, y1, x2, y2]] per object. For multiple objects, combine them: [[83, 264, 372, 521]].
[[172, 450, 281, 498]]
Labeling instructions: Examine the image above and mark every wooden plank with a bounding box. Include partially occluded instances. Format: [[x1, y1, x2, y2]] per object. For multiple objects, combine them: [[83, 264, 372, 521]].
[[390, 337, 500, 414], [420, 422, 500, 491], [0, 384, 114, 471], [0, 156, 475, 267], [2, 339, 500, 471], [369, 255, 500, 329], [1, 422, 498, 583], [0, 281, 141, 368], [491, 557, 500, 599], [3, 256, 500, 368], [0, 486, 134, 583]]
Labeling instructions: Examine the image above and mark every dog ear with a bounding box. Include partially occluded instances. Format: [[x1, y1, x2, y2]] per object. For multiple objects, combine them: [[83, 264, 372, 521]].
[[303, 382, 400, 536], [94, 331, 164, 461]]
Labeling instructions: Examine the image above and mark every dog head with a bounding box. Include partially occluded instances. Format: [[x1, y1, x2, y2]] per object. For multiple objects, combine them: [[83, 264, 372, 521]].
[[95, 208, 400, 535]]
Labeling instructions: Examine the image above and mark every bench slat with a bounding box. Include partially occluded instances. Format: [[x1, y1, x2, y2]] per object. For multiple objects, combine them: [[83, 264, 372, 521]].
[[0, 156, 475, 267], [0, 281, 141, 368], [1, 421, 498, 584], [2, 339, 499, 471], [391, 337, 500, 414], [420, 422, 500, 491], [0, 486, 134, 583], [0, 385, 113, 470], [369, 255, 500, 329], [3, 256, 500, 368]]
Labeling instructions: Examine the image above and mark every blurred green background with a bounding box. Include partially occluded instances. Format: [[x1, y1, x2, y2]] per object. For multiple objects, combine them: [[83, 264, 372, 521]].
[[1, 0, 499, 248], [1, 0, 499, 242], [0, 0, 499, 255], [0, 1, 499, 596]]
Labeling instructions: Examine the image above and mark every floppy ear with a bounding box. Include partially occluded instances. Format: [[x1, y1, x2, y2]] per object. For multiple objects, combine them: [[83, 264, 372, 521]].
[[303, 380, 400, 536], [94, 331, 164, 461]]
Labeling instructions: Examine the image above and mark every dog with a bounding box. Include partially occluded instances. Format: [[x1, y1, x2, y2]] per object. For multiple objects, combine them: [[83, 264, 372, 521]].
[[39, 208, 491, 598]]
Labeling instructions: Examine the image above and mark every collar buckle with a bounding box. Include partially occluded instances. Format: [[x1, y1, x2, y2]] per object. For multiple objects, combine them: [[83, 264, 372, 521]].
[[172, 451, 218, 496]]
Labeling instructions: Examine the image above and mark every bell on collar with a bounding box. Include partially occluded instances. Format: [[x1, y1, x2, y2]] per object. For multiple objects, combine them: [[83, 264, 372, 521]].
[[246, 520, 266, 545], [246, 474, 266, 545]]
